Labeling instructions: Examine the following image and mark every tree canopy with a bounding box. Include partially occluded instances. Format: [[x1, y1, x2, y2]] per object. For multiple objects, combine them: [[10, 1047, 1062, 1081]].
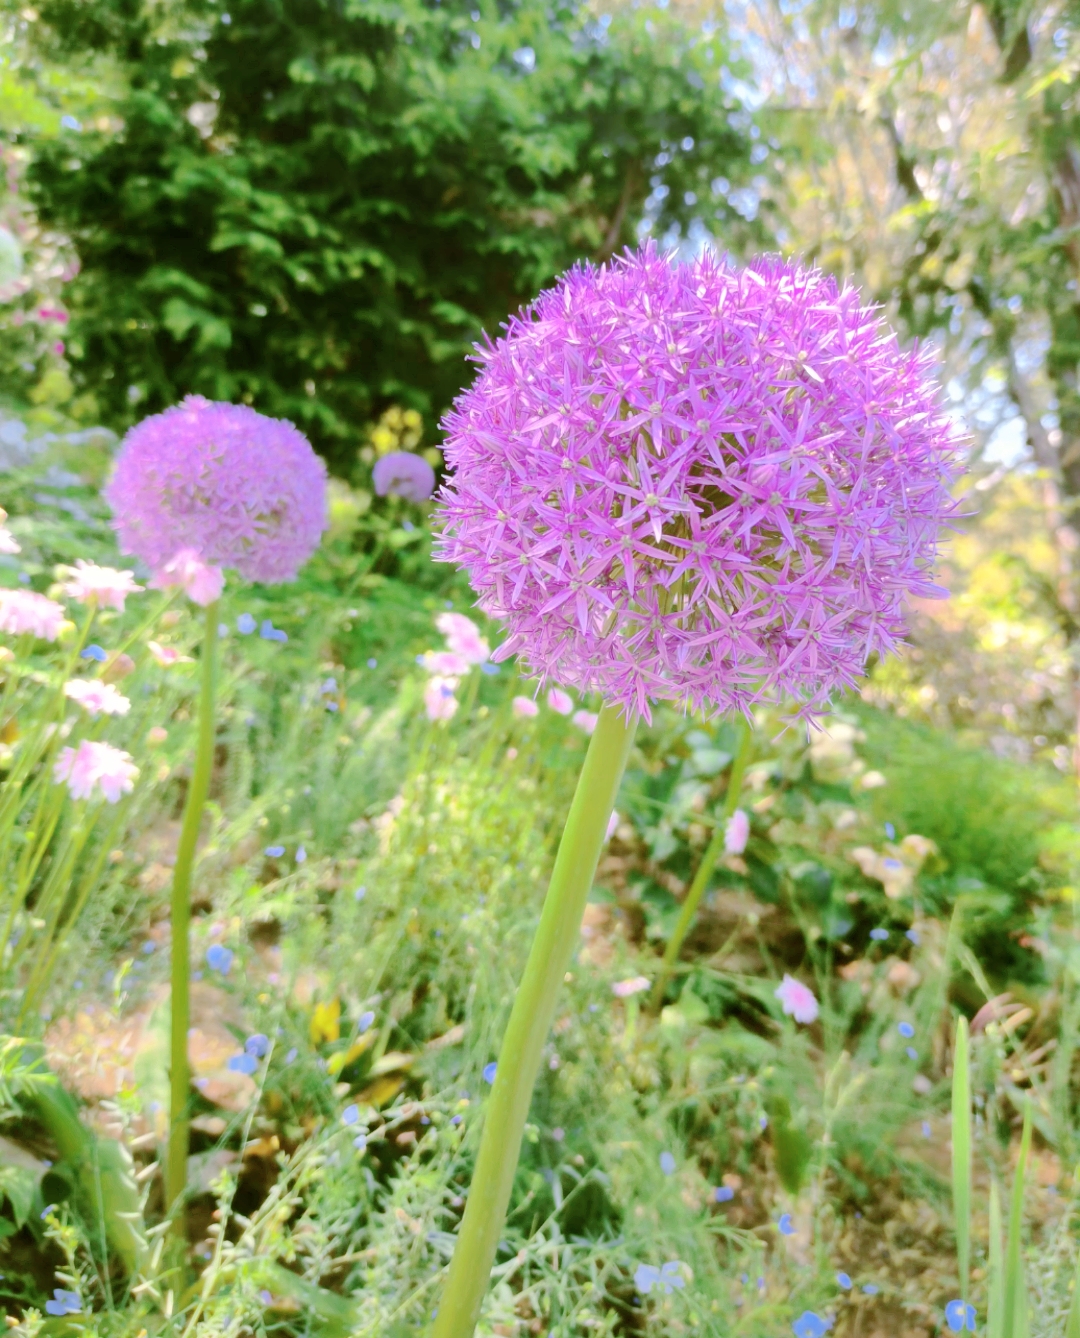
[[21, 0, 762, 468]]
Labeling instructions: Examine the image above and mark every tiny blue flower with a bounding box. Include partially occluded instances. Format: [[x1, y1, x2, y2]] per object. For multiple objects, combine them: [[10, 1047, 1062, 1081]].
[[342, 1104, 360, 1126], [260, 620, 288, 643], [659, 1151, 676, 1175], [906, 1046, 918, 1060], [355, 885, 367, 901], [264, 845, 286, 858], [481, 662, 499, 675], [237, 613, 256, 634], [945, 1299, 977, 1332], [80, 644, 107, 662], [366, 658, 377, 668], [861, 1283, 879, 1295], [44, 1288, 82, 1316], [353, 1134, 367, 1151], [295, 844, 307, 863], [358, 1010, 376, 1034], [40, 1203, 57, 1219], [634, 1261, 685, 1296], [285, 1047, 298, 1063], [906, 928, 920, 945], [869, 928, 889, 941], [778, 1212, 795, 1235], [142, 940, 155, 954], [206, 944, 234, 974], [882, 857, 903, 871], [450, 1114, 462, 1126], [836, 1272, 852, 1289], [759, 1115, 768, 1130], [898, 1022, 915, 1038], [792, 1312, 830, 1338], [60, 115, 82, 132], [245, 1033, 269, 1058], [714, 1185, 734, 1202], [226, 1052, 258, 1075], [258, 1290, 273, 1306], [482, 1062, 498, 1084], [218, 623, 229, 637], [922, 1121, 932, 1137], [320, 678, 337, 694], [884, 822, 896, 839]]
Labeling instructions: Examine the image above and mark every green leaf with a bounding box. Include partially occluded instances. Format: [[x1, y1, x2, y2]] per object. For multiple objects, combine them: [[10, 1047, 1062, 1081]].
[[951, 1014, 971, 1303], [1003, 1101, 1032, 1338]]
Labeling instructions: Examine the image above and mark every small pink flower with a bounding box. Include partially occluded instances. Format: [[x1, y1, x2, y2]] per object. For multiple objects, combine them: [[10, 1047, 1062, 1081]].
[[0, 589, 66, 640], [775, 974, 819, 1025], [547, 688, 573, 716], [424, 675, 459, 721], [606, 809, 620, 840], [572, 709, 598, 735], [511, 695, 539, 718], [61, 560, 143, 612], [147, 641, 193, 667], [420, 649, 473, 676], [147, 726, 168, 744], [435, 612, 489, 664], [724, 809, 750, 855], [612, 976, 650, 999], [151, 549, 225, 606], [64, 678, 131, 717], [54, 739, 138, 803]]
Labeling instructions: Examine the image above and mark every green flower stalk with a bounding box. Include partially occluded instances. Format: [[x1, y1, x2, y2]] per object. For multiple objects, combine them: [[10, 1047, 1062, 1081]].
[[165, 599, 219, 1217], [432, 704, 636, 1337]]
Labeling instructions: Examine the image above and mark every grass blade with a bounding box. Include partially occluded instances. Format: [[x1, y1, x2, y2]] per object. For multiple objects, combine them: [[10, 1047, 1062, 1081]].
[[1003, 1101, 1032, 1338], [952, 1014, 972, 1302], [1066, 1248, 1080, 1338], [988, 1177, 1004, 1338]]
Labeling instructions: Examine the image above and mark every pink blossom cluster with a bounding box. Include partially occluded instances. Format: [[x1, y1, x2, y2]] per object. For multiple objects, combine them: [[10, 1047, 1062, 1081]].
[[106, 397, 328, 585], [510, 686, 596, 736], [436, 245, 959, 721], [0, 589, 66, 641], [61, 560, 143, 612], [54, 739, 138, 803], [419, 612, 490, 720], [150, 549, 224, 606], [64, 678, 131, 717]]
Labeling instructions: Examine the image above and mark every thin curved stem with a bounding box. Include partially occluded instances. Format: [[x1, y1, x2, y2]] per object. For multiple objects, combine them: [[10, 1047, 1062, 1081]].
[[432, 704, 637, 1338], [166, 601, 219, 1225], [649, 715, 752, 1013]]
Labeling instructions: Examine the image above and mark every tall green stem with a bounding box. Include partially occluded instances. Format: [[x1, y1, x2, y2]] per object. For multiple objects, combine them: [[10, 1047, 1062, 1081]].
[[432, 704, 637, 1338], [649, 716, 751, 1013], [166, 601, 219, 1225]]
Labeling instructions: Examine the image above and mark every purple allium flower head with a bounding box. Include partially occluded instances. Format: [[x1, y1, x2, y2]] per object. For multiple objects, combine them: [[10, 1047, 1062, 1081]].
[[106, 396, 327, 583], [436, 245, 960, 721], [373, 450, 436, 502]]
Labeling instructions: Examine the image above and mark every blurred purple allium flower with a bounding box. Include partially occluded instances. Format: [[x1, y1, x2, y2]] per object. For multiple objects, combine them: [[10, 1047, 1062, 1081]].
[[106, 397, 327, 583], [436, 245, 959, 721], [373, 451, 436, 502]]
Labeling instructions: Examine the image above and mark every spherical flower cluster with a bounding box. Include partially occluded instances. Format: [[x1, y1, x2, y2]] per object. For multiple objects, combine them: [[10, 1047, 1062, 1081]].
[[373, 451, 435, 503], [0, 588, 66, 641], [436, 245, 959, 720], [61, 560, 143, 612], [105, 396, 328, 583], [64, 678, 131, 717], [54, 739, 138, 803]]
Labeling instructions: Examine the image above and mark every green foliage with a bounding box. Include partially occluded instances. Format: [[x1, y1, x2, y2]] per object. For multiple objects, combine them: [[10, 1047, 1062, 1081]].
[[18, 0, 760, 466]]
